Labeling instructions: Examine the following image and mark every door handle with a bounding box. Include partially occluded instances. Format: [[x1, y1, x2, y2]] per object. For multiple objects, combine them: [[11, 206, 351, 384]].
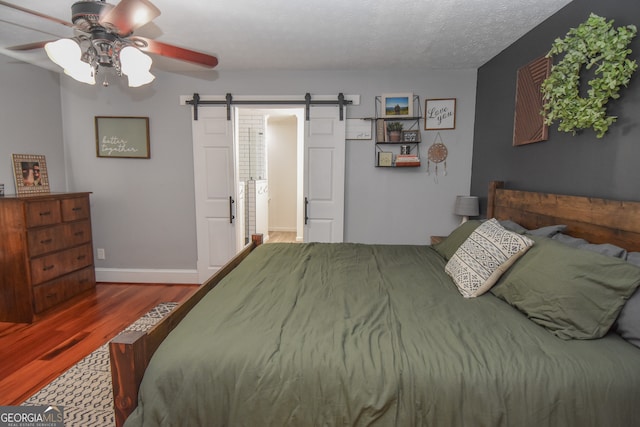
[[229, 196, 235, 224], [304, 197, 309, 225]]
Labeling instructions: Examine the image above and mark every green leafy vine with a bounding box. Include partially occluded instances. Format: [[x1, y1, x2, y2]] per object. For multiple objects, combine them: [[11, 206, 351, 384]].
[[541, 13, 638, 138]]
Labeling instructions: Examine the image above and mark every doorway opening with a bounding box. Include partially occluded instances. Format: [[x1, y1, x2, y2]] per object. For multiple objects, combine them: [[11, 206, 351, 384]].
[[236, 107, 305, 245]]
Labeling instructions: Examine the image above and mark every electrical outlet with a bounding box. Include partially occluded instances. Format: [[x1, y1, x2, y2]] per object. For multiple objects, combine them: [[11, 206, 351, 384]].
[[97, 248, 106, 260]]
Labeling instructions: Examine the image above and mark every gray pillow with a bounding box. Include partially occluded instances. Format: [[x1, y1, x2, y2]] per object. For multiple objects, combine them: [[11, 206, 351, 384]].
[[626, 252, 640, 267], [498, 220, 566, 238], [552, 233, 588, 247], [525, 224, 566, 238], [578, 243, 627, 259], [617, 288, 640, 348], [499, 220, 527, 234]]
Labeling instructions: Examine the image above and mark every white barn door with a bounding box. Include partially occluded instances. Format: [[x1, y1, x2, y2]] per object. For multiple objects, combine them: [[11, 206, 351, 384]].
[[304, 106, 346, 242], [191, 100, 347, 283], [192, 107, 238, 283]]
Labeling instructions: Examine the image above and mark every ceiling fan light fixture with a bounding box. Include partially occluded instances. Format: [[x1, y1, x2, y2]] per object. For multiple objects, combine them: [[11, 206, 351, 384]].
[[4, 0, 218, 87], [120, 45, 155, 87], [44, 38, 81, 69], [125, 70, 155, 87], [64, 62, 96, 85], [45, 38, 95, 85]]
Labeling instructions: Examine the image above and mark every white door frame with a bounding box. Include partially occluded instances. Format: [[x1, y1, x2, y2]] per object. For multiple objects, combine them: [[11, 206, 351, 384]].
[[184, 94, 358, 281]]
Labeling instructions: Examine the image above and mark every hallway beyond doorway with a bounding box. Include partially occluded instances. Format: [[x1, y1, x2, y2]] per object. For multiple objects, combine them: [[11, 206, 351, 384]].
[[267, 231, 298, 243]]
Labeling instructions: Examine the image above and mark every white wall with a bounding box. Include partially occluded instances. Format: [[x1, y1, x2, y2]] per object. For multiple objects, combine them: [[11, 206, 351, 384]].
[[0, 55, 66, 194], [267, 115, 298, 232], [52, 67, 478, 280]]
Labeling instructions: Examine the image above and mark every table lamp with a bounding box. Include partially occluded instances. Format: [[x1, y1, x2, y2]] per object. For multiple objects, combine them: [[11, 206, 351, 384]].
[[454, 195, 479, 224]]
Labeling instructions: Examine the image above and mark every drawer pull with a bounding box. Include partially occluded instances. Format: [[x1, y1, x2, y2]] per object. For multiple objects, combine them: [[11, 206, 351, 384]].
[[43, 265, 55, 271], [74, 231, 84, 236], [46, 293, 57, 299], [72, 207, 83, 212], [79, 279, 88, 284], [39, 211, 52, 217], [77, 255, 86, 261], [40, 238, 53, 244]]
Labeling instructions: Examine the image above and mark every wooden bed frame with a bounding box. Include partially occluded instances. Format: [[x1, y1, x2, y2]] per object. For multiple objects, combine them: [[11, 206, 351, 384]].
[[108, 181, 640, 426], [487, 181, 640, 252]]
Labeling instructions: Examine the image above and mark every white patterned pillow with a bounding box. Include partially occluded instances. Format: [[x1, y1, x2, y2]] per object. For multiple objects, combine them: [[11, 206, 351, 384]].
[[445, 218, 534, 298]]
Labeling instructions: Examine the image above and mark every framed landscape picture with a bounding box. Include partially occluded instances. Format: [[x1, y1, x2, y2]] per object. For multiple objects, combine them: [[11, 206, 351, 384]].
[[381, 93, 413, 118], [12, 154, 50, 195], [95, 116, 150, 158]]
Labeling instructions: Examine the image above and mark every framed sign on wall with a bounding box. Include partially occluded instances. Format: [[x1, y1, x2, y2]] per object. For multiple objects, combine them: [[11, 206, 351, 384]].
[[425, 98, 456, 130], [95, 116, 150, 158]]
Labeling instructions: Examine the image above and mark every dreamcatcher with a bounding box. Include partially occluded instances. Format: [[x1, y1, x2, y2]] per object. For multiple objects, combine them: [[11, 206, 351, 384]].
[[427, 132, 448, 178]]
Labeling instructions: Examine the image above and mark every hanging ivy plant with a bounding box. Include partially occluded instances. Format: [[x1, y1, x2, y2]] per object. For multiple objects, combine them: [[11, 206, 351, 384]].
[[541, 13, 638, 138]]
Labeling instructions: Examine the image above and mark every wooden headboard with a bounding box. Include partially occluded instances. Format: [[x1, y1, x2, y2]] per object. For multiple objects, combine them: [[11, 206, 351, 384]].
[[487, 181, 640, 252]]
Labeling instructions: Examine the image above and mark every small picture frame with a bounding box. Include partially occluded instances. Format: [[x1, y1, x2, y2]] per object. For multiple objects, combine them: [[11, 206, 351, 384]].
[[12, 154, 50, 195], [378, 152, 393, 167], [381, 93, 414, 118], [95, 116, 150, 158], [402, 130, 421, 142], [345, 118, 372, 140], [425, 98, 456, 130]]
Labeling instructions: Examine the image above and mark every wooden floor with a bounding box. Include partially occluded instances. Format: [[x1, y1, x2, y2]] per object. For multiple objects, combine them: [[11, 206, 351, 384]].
[[0, 283, 199, 405], [267, 231, 298, 243]]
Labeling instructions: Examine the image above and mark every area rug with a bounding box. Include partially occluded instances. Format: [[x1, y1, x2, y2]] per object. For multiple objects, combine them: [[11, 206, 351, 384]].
[[22, 302, 178, 427]]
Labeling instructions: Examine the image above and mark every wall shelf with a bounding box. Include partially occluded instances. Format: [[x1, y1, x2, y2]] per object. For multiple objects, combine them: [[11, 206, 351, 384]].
[[373, 95, 422, 167]]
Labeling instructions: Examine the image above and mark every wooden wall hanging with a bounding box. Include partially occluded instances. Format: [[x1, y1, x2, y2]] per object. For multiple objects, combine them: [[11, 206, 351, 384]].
[[513, 56, 552, 146], [427, 132, 448, 177]]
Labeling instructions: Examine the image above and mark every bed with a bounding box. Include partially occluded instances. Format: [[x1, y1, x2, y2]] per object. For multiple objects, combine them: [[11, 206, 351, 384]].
[[109, 181, 640, 427]]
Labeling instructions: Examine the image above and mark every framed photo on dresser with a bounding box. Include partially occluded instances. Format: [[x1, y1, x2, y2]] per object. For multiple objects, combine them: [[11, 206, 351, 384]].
[[12, 153, 50, 195]]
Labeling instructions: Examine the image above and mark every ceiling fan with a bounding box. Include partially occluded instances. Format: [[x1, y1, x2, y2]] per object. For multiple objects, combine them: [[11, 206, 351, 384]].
[[0, 0, 218, 87]]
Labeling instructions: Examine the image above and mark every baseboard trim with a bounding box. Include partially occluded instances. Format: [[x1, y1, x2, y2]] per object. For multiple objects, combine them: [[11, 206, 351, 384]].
[[95, 268, 199, 284]]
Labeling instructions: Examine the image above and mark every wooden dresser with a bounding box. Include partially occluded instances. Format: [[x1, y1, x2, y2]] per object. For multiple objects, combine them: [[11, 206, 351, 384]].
[[0, 192, 96, 322]]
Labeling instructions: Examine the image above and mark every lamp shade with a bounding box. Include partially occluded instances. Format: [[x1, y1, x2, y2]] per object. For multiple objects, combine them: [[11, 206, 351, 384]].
[[120, 46, 155, 87], [454, 196, 479, 217], [45, 38, 81, 68], [45, 39, 95, 85]]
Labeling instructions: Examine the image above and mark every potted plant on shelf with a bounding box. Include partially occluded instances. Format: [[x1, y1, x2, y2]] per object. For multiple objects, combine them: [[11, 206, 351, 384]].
[[387, 122, 403, 142]]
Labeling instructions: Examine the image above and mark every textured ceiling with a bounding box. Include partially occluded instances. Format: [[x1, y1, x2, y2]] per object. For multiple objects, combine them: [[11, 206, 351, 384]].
[[0, 0, 572, 74]]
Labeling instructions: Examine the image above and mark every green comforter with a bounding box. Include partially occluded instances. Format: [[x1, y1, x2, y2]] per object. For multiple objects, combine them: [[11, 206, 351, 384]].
[[125, 243, 640, 427]]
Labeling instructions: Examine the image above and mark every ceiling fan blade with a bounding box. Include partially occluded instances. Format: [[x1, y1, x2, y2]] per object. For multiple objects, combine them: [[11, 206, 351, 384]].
[[0, 1, 73, 28], [99, 0, 160, 36], [133, 37, 218, 69], [6, 40, 52, 51]]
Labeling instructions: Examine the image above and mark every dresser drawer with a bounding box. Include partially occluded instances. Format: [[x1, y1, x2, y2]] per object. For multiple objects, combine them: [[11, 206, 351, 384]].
[[27, 220, 92, 257], [25, 200, 61, 227], [64, 220, 92, 246], [30, 243, 93, 285], [61, 197, 90, 222], [32, 266, 95, 313]]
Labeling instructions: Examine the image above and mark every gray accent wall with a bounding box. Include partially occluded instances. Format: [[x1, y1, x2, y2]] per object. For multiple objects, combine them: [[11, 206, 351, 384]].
[[471, 0, 640, 212]]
